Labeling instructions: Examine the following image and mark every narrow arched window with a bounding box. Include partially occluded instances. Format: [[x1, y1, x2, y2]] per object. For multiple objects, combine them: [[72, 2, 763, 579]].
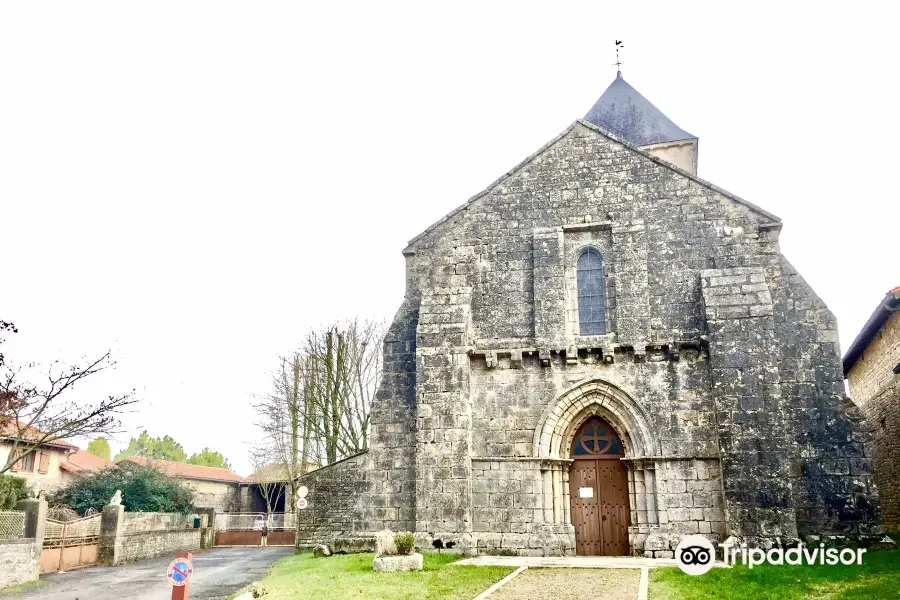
[[577, 249, 607, 335]]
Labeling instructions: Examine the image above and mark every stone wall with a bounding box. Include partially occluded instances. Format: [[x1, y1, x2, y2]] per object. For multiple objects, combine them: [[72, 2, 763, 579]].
[[117, 529, 200, 564], [100, 507, 200, 565], [0, 539, 39, 589], [302, 119, 881, 554], [295, 453, 368, 548], [186, 480, 240, 512], [848, 311, 900, 531]]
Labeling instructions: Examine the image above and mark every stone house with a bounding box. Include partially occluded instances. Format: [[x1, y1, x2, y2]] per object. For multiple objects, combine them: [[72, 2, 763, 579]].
[[844, 286, 900, 532], [117, 457, 246, 512], [296, 71, 883, 556]]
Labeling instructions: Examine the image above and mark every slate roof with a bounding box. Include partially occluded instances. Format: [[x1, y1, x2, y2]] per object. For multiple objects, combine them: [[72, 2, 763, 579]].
[[584, 72, 696, 146], [116, 456, 246, 484], [843, 286, 900, 375]]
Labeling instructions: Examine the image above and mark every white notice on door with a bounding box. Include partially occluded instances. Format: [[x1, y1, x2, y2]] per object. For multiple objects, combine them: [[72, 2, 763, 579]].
[[578, 487, 594, 498]]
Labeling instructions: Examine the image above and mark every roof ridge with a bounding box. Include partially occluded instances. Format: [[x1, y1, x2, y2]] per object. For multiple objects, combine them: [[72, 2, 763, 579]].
[[404, 119, 780, 251]]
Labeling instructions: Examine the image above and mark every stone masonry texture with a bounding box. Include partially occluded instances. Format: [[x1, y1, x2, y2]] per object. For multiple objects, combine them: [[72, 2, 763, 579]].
[[847, 311, 900, 531], [0, 540, 40, 588], [296, 119, 883, 555]]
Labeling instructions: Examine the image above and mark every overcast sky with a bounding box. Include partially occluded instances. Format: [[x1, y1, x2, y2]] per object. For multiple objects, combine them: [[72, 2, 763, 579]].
[[2, 2, 897, 475]]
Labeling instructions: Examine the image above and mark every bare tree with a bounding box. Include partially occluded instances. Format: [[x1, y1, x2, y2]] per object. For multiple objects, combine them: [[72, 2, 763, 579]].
[[0, 321, 138, 474], [252, 317, 385, 494], [302, 318, 384, 463], [248, 447, 287, 515]]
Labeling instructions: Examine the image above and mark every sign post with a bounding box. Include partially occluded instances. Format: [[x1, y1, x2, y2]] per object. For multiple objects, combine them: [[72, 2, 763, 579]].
[[167, 552, 194, 600]]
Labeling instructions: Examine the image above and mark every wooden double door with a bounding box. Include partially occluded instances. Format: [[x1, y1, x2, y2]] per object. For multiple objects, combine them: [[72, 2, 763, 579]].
[[568, 417, 631, 556]]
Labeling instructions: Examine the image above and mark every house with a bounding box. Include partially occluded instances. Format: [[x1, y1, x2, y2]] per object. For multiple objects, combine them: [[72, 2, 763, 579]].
[[116, 456, 247, 512], [294, 69, 882, 556], [59, 449, 111, 486], [0, 421, 78, 494], [844, 286, 900, 531]]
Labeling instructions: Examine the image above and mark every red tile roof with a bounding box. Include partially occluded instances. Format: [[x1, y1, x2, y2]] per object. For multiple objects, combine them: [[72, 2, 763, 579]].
[[62, 449, 111, 475], [0, 420, 78, 449], [116, 456, 246, 484]]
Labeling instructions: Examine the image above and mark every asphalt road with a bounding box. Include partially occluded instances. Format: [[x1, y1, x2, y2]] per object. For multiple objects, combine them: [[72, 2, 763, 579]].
[[8, 547, 294, 600]]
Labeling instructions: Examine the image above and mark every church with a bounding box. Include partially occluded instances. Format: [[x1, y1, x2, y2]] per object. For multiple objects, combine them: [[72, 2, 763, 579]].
[[296, 71, 883, 557]]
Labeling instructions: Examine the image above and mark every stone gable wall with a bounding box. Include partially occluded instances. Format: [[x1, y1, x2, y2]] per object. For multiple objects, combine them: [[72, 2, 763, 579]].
[[299, 122, 881, 553], [848, 311, 900, 531]]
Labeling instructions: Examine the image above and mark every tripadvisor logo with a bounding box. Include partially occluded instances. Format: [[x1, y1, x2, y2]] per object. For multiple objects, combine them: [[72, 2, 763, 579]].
[[676, 535, 716, 575], [675, 534, 869, 576]]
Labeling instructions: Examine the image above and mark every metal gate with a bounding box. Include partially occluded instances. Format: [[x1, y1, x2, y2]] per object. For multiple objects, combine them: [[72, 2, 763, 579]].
[[41, 514, 101, 573], [214, 513, 296, 547]]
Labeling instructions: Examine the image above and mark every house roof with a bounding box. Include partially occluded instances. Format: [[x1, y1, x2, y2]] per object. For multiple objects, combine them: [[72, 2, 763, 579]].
[[843, 286, 900, 376], [584, 72, 696, 146], [61, 449, 111, 475], [404, 119, 779, 252], [116, 456, 246, 484], [0, 420, 79, 450], [247, 462, 318, 483]]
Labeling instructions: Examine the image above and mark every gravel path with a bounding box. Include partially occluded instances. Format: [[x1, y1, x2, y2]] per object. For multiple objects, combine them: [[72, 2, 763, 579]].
[[489, 568, 641, 600]]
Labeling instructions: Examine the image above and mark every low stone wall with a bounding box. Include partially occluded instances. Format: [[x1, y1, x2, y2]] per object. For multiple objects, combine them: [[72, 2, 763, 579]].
[[296, 453, 369, 548], [0, 539, 40, 588], [118, 529, 200, 564], [100, 507, 201, 566]]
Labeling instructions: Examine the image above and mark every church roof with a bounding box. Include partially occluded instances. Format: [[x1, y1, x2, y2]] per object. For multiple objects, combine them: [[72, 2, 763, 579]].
[[584, 72, 696, 146]]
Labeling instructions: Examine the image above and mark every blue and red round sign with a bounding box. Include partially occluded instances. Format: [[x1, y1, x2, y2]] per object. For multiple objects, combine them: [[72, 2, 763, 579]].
[[167, 557, 193, 587]]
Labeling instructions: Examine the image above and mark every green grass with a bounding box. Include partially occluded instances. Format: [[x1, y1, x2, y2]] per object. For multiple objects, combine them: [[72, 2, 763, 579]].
[[230, 552, 513, 600], [651, 549, 900, 600], [0, 580, 45, 596]]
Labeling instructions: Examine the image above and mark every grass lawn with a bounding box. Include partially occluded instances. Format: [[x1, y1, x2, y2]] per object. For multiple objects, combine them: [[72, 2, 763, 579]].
[[231, 552, 514, 600], [651, 548, 900, 600], [0, 580, 44, 596]]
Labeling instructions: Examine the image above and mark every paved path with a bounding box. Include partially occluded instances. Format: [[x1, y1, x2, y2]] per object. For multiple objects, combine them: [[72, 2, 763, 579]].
[[487, 568, 641, 600], [456, 555, 682, 568], [7, 547, 294, 600]]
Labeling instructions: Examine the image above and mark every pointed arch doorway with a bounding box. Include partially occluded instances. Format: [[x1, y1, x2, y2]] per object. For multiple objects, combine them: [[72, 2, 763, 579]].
[[568, 416, 630, 555]]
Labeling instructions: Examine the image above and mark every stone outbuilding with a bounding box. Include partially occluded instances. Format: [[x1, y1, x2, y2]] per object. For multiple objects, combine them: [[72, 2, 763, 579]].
[[296, 72, 884, 556], [844, 286, 900, 532]]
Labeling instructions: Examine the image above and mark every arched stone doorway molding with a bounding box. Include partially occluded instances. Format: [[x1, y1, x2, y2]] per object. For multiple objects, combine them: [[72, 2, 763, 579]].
[[532, 379, 661, 552]]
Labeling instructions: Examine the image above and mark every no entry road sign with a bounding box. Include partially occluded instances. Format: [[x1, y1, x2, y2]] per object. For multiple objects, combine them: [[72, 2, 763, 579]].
[[297, 497, 309, 510], [167, 557, 194, 587]]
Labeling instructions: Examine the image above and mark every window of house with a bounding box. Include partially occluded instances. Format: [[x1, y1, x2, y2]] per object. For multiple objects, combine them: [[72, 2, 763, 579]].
[[21, 452, 36, 472], [577, 249, 607, 335]]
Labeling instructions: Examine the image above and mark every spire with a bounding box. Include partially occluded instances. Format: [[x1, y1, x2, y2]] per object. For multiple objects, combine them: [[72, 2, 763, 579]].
[[584, 74, 696, 147]]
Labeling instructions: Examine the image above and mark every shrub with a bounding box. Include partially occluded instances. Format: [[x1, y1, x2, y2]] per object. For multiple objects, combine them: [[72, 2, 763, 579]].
[[0, 474, 30, 509], [49, 461, 195, 515], [394, 531, 416, 556]]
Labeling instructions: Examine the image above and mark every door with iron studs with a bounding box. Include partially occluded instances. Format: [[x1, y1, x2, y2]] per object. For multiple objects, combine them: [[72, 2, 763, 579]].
[[568, 416, 630, 556]]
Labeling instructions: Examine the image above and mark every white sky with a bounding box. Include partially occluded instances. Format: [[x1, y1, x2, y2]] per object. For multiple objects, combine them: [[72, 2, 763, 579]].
[[2, 2, 897, 476]]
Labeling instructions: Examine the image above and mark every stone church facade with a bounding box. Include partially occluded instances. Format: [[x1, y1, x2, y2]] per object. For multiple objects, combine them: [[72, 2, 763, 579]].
[[296, 72, 883, 556]]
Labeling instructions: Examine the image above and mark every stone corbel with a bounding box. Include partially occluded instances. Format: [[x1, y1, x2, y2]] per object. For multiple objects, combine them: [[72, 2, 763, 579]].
[[510, 349, 523, 369], [485, 351, 497, 369], [539, 349, 551, 368]]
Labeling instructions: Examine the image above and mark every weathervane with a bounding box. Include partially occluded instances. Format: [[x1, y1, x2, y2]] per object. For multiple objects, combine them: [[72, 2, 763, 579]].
[[614, 40, 624, 77]]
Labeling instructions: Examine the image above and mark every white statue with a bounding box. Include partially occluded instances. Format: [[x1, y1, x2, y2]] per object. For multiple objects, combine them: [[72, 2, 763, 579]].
[[110, 490, 122, 506]]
